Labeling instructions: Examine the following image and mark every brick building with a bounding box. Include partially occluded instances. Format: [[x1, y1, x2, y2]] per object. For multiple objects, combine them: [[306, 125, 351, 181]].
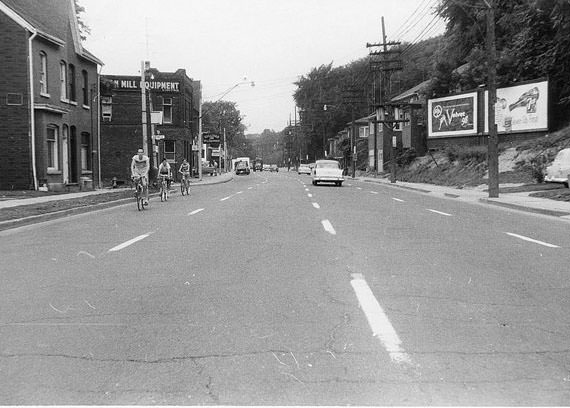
[[0, 0, 103, 191], [99, 67, 200, 184]]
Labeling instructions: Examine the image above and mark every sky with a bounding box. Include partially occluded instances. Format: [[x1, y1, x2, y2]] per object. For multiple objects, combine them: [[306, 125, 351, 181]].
[[80, 0, 446, 134]]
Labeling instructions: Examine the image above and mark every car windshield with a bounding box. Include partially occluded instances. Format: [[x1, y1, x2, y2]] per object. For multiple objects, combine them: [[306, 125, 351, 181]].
[[317, 162, 339, 169]]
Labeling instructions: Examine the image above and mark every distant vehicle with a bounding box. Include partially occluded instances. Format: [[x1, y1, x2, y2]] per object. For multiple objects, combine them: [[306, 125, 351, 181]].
[[263, 164, 271, 171], [253, 158, 263, 172], [235, 161, 250, 175], [312, 159, 344, 186], [232, 157, 251, 171], [270, 164, 279, 172], [545, 148, 570, 187], [298, 164, 311, 175]]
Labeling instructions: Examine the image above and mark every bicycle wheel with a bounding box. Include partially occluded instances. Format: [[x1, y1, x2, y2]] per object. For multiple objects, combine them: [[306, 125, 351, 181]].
[[181, 181, 185, 196], [160, 185, 164, 202], [136, 187, 143, 211]]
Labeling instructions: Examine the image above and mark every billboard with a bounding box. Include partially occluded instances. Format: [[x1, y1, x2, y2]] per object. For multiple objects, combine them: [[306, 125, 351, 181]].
[[485, 80, 548, 133], [427, 92, 478, 138]]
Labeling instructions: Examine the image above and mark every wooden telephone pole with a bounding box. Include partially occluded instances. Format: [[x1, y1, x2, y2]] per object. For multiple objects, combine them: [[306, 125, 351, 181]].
[[367, 17, 403, 183], [485, 0, 499, 197]]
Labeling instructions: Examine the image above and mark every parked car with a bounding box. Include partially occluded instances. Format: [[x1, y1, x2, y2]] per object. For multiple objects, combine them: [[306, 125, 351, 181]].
[[270, 164, 279, 172], [545, 148, 570, 187], [312, 159, 344, 186], [235, 161, 250, 175], [298, 164, 311, 175]]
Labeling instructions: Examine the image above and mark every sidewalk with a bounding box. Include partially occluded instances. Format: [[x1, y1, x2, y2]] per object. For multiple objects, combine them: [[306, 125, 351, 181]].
[[0, 172, 233, 210], [358, 176, 570, 220]]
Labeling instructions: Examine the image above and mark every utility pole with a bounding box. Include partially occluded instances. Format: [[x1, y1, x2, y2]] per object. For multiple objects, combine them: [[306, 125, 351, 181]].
[[486, 0, 499, 198], [140, 61, 148, 155], [367, 16, 402, 183]]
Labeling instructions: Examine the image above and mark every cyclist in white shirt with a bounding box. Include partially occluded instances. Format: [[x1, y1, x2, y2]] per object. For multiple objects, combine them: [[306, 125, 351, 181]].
[[131, 148, 150, 205]]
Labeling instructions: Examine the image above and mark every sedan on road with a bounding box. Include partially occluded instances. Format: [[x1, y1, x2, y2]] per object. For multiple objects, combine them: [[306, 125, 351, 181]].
[[312, 159, 344, 186], [298, 164, 311, 175]]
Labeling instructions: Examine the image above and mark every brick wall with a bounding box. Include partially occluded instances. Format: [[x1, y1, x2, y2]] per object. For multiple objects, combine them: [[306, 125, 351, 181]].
[[0, 12, 32, 190]]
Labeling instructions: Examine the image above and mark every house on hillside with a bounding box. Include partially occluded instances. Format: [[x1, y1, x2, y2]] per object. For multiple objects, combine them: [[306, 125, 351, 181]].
[[0, 0, 103, 191]]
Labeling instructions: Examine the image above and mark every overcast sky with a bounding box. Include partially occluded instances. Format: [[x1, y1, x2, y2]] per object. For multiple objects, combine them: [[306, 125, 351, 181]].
[[81, 0, 445, 134]]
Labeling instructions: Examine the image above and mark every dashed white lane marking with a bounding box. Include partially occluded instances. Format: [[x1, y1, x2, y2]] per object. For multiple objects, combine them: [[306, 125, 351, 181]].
[[248, 187, 253, 190], [305, 188, 310, 192], [370, 191, 379, 195], [356, 187, 362, 190], [392, 198, 405, 202], [220, 196, 232, 201], [506, 232, 560, 248], [312, 202, 320, 209], [427, 209, 452, 217], [321, 219, 336, 235], [350, 273, 413, 366], [308, 193, 313, 198], [188, 208, 204, 216], [237, 191, 243, 194], [109, 233, 152, 252]]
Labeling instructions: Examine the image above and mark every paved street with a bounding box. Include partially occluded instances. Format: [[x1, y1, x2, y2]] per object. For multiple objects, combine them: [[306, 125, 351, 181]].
[[1, 171, 570, 405]]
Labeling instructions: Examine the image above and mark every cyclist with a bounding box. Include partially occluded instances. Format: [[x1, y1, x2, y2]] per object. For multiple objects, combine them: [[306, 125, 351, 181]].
[[158, 157, 172, 189], [178, 158, 190, 192], [131, 148, 150, 205]]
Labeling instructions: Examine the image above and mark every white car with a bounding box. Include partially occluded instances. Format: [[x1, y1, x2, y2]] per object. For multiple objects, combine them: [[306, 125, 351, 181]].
[[545, 148, 570, 187], [298, 164, 311, 175], [312, 160, 344, 186]]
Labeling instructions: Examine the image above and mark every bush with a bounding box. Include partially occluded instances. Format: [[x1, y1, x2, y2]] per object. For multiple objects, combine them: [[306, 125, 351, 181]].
[[396, 148, 417, 166], [444, 145, 487, 164]]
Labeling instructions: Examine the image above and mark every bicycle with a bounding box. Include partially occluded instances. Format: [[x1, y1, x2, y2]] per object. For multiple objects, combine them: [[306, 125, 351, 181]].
[[159, 174, 169, 202], [133, 176, 148, 211], [180, 173, 190, 196]]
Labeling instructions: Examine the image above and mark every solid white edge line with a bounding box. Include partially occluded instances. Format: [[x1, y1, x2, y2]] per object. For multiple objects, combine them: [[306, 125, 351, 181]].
[[188, 208, 205, 216], [350, 273, 413, 366], [427, 209, 452, 217], [321, 219, 336, 235], [312, 202, 320, 209], [506, 232, 560, 248], [109, 233, 151, 252]]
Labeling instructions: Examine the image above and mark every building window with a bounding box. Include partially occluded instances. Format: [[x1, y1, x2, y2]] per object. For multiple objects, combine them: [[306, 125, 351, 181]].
[[81, 132, 91, 171], [68, 64, 76, 102], [164, 139, 175, 161], [47, 126, 59, 170], [82, 70, 89, 107], [39, 52, 48, 95], [359, 126, 369, 138], [163, 97, 173, 123], [101, 96, 112, 121], [60, 61, 68, 101]]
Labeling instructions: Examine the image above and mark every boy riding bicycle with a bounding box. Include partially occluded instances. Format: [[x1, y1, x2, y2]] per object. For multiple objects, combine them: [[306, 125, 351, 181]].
[[158, 157, 172, 189], [179, 158, 190, 191], [131, 148, 150, 205]]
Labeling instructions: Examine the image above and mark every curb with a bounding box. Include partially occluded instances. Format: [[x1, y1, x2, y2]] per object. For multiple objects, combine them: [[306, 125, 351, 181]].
[[0, 175, 234, 232], [479, 198, 570, 218], [362, 178, 432, 193]]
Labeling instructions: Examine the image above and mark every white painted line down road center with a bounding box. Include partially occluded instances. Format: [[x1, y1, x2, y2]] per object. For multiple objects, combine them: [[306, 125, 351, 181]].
[[350, 273, 414, 366], [321, 219, 336, 235], [188, 208, 204, 216], [109, 233, 151, 252], [506, 232, 560, 248]]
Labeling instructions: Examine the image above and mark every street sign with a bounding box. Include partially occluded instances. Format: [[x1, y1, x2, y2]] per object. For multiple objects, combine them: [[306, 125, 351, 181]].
[[202, 133, 220, 144]]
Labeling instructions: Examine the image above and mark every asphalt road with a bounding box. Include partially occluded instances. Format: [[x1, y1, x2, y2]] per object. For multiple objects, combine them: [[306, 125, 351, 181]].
[[1, 170, 569, 405]]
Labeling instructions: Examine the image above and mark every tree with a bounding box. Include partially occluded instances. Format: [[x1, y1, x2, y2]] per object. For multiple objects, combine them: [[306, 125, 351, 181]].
[[74, 0, 91, 41], [201, 100, 248, 156], [433, 0, 570, 128]]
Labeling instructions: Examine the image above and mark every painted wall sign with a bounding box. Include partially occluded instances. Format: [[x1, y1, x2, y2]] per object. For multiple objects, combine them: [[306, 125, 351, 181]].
[[485, 80, 548, 133], [428, 92, 478, 138], [112, 79, 180, 92]]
